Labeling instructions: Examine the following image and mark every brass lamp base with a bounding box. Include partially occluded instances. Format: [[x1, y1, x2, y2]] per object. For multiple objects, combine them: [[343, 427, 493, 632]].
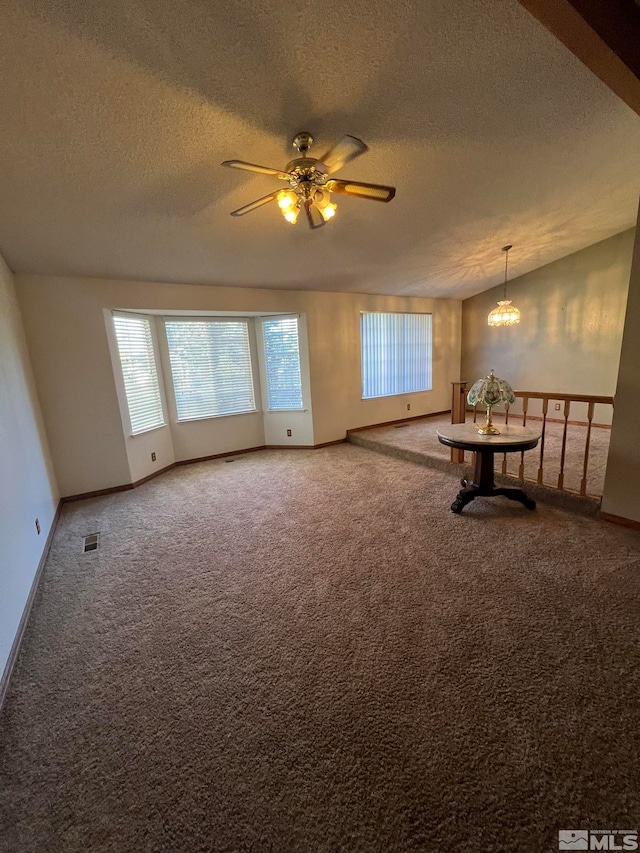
[[476, 405, 501, 435], [477, 423, 501, 435]]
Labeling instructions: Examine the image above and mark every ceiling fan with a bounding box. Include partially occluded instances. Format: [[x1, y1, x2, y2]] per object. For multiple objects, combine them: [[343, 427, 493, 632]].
[[222, 132, 396, 229]]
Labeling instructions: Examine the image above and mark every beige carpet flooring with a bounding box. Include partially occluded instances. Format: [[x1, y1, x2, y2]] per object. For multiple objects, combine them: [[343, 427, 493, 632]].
[[1, 445, 639, 852]]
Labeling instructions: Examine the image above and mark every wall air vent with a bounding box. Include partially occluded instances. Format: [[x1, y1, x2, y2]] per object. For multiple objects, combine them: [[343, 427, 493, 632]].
[[83, 533, 100, 553]]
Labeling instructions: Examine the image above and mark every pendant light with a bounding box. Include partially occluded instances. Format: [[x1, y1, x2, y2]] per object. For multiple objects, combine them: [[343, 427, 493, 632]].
[[488, 244, 521, 327]]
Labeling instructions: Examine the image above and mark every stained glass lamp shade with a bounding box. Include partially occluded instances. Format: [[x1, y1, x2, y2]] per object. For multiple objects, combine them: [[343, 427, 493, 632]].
[[467, 370, 516, 435], [488, 244, 521, 327], [488, 301, 520, 327]]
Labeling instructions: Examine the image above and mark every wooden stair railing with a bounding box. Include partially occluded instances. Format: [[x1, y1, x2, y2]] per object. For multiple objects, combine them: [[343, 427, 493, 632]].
[[450, 384, 614, 497]]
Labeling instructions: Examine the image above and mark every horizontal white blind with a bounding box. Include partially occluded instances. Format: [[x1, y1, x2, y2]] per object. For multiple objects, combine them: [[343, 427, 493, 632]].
[[262, 317, 303, 410], [361, 312, 432, 399], [165, 320, 256, 420], [112, 314, 165, 434]]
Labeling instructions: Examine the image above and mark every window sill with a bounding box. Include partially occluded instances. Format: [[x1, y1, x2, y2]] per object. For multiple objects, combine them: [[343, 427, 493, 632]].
[[129, 422, 168, 438], [175, 409, 259, 424], [361, 389, 432, 401]]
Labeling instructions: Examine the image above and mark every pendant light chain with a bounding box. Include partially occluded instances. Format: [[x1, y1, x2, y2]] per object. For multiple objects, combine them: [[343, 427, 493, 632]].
[[503, 247, 508, 300], [502, 244, 512, 301]]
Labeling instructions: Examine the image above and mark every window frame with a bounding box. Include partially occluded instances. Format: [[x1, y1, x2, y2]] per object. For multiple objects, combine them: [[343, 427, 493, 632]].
[[257, 314, 305, 413], [111, 311, 167, 437], [162, 316, 259, 423], [360, 310, 433, 401]]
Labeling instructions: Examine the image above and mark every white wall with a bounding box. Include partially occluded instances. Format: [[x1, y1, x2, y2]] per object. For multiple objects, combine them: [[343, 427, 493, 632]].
[[0, 253, 58, 682], [16, 274, 461, 496], [602, 206, 640, 523], [461, 229, 635, 424], [15, 277, 131, 496]]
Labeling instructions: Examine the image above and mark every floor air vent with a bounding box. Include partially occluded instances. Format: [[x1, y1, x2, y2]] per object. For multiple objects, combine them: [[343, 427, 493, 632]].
[[83, 533, 100, 553]]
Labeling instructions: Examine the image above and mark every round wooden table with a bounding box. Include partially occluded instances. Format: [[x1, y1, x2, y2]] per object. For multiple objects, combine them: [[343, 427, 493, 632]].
[[436, 423, 541, 514]]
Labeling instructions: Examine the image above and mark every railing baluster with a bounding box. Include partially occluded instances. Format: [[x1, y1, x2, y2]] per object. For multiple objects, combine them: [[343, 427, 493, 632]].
[[519, 396, 529, 479], [580, 401, 595, 496], [557, 399, 571, 490], [537, 397, 548, 484], [502, 403, 509, 474]]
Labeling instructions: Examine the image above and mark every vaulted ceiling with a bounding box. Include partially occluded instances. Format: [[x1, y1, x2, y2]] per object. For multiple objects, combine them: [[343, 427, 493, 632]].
[[0, 0, 639, 298]]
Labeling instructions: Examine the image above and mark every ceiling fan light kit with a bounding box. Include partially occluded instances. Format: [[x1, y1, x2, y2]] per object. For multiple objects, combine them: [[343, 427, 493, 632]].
[[222, 132, 396, 230], [488, 244, 521, 327], [277, 190, 299, 223]]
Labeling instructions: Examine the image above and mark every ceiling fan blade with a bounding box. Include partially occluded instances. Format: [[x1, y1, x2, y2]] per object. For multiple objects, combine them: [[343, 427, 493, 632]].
[[304, 199, 325, 230], [230, 191, 280, 217], [315, 135, 368, 175], [326, 179, 396, 202], [222, 160, 291, 180]]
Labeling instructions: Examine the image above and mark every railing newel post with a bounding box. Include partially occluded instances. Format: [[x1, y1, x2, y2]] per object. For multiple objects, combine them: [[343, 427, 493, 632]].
[[450, 381, 468, 463]]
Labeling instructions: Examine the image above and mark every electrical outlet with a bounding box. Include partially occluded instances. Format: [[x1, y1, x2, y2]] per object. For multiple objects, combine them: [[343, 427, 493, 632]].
[[554, 403, 561, 411], [35, 518, 40, 535], [151, 452, 156, 461], [407, 403, 411, 411], [286, 429, 292, 437]]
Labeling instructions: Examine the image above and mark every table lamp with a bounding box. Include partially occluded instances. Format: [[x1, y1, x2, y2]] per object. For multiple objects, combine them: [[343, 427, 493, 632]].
[[467, 370, 515, 435]]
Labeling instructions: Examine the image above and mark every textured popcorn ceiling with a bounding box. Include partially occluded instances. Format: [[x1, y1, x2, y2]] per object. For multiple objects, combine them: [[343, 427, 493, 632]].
[[0, 0, 639, 298]]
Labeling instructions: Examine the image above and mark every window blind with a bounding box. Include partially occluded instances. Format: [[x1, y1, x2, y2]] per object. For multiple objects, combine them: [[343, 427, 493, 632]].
[[361, 312, 432, 399], [165, 319, 256, 420], [262, 317, 303, 410], [112, 314, 165, 434]]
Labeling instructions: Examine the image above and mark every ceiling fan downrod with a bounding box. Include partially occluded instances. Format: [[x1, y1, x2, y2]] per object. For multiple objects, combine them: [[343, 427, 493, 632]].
[[292, 131, 313, 154]]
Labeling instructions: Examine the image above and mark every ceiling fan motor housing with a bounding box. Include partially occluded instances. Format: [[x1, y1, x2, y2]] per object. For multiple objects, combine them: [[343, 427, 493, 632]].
[[284, 157, 320, 173], [284, 157, 328, 200]]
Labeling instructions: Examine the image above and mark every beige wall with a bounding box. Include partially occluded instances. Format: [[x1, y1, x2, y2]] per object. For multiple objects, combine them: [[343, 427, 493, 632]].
[[305, 290, 460, 445], [0, 253, 58, 682], [16, 275, 461, 497], [602, 207, 640, 522], [461, 229, 635, 423]]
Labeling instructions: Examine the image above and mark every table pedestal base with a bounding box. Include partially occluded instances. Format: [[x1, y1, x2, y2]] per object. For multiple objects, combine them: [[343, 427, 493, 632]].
[[451, 450, 536, 514]]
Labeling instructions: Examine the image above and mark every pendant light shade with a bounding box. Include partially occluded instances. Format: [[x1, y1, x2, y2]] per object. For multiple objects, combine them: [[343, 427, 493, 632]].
[[488, 245, 521, 327], [488, 301, 521, 326]]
